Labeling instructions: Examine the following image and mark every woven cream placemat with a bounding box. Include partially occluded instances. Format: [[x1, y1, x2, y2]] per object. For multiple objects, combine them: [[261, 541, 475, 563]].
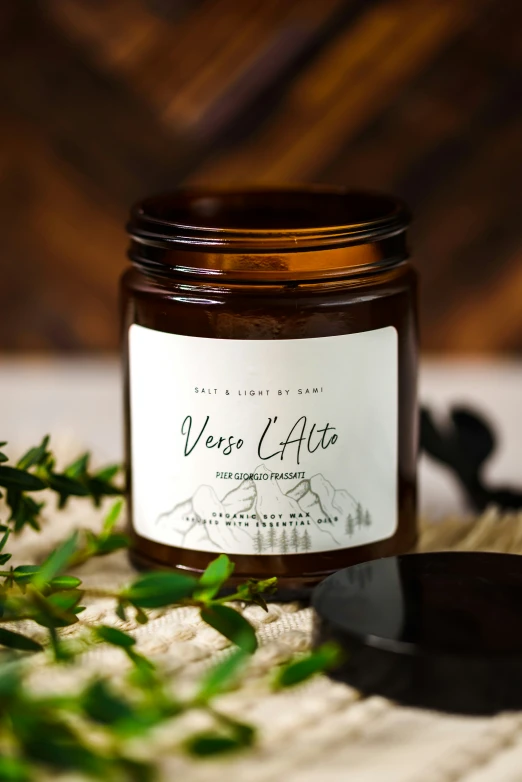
[[11, 503, 522, 782]]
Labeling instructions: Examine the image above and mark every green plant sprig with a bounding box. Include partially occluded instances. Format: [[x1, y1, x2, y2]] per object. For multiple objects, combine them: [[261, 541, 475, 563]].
[[0, 637, 340, 781], [0, 514, 277, 656], [0, 437, 122, 534], [0, 439, 338, 780]]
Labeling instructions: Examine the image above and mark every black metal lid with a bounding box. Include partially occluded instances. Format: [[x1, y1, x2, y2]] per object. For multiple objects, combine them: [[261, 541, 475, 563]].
[[312, 552, 522, 715]]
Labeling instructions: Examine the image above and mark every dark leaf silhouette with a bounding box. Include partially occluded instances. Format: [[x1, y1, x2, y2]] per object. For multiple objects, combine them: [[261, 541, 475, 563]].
[[420, 405, 522, 512]]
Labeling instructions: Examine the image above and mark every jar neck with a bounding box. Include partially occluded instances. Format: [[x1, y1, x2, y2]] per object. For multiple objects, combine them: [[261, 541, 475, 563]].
[[128, 232, 409, 285]]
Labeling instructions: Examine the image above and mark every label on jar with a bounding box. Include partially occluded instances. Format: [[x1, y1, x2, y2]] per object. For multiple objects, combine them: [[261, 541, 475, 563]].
[[129, 324, 398, 556]]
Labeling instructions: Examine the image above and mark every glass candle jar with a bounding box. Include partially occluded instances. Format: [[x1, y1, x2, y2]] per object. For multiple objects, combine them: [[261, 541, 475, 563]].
[[121, 187, 418, 589]]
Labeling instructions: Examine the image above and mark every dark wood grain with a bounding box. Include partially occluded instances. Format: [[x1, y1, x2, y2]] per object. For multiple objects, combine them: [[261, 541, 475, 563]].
[[0, 0, 520, 352]]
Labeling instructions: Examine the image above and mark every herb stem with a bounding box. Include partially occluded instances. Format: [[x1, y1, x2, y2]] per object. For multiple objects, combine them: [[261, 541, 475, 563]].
[[81, 587, 121, 599], [213, 593, 245, 604]]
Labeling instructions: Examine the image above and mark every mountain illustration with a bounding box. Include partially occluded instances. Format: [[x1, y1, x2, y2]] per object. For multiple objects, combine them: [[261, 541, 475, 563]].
[[254, 467, 303, 519], [156, 465, 370, 553]]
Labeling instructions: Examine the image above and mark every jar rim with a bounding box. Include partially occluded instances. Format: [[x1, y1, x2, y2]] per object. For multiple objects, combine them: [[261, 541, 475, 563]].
[[128, 186, 410, 252]]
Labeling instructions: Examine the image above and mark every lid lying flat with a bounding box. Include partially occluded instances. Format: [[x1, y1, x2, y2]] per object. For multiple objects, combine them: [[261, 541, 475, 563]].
[[312, 552, 522, 715]]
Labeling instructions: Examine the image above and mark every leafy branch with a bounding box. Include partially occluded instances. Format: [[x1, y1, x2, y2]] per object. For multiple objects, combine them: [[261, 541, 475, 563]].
[[0, 437, 122, 534], [0, 439, 338, 780], [0, 523, 276, 657]]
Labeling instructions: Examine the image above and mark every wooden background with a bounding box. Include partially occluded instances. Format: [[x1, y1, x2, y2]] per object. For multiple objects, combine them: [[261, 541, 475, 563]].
[[0, 0, 521, 353]]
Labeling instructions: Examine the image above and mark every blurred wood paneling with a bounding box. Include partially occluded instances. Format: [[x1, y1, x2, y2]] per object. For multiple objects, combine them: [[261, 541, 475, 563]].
[[0, 0, 521, 352]]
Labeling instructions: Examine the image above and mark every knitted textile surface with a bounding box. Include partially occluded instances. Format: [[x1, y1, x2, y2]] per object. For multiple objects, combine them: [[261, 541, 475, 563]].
[[11, 505, 522, 782]]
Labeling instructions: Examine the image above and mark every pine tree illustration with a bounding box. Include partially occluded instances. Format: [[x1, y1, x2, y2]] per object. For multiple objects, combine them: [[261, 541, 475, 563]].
[[254, 529, 265, 554], [356, 502, 365, 529], [364, 510, 372, 527], [345, 513, 355, 536], [300, 530, 312, 552], [267, 526, 276, 550], [291, 526, 300, 553], [279, 528, 289, 554]]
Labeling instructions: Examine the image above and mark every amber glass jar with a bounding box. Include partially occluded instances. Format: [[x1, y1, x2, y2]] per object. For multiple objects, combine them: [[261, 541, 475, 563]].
[[121, 187, 418, 589]]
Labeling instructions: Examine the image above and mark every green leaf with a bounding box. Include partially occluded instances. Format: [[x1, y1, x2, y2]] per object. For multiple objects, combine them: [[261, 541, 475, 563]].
[[30, 589, 79, 629], [0, 452, 8, 464], [0, 628, 43, 652], [0, 553, 11, 565], [14, 565, 40, 574], [95, 625, 136, 648], [196, 555, 235, 600], [49, 575, 82, 590], [118, 759, 155, 782], [273, 643, 341, 690], [126, 649, 156, 679], [46, 625, 75, 661], [32, 532, 78, 589], [0, 665, 22, 698], [197, 648, 248, 701], [124, 571, 198, 609], [58, 454, 121, 507], [228, 719, 255, 745], [0, 756, 32, 782], [200, 554, 235, 587], [16, 436, 50, 470], [77, 529, 98, 558], [9, 494, 44, 533], [82, 679, 135, 725], [185, 731, 249, 757], [95, 464, 120, 482], [234, 577, 278, 610], [47, 589, 84, 613], [87, 478, 122, 504], [21, 732, 107, 776], [13, 565, 40, 583], [0, 527, 10, 552], [135, 607, 148, 625], [63, 452, 90, 479], [95, 533, 129, 555], [101, 499, 124, 536], [201, 605, 257, 653], [47, 473, 89, 506], [0, 466, 46, 492]]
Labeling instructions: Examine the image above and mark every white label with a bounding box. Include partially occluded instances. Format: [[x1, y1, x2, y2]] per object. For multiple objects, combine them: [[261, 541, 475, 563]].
[[129, 324, 398, 555]]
